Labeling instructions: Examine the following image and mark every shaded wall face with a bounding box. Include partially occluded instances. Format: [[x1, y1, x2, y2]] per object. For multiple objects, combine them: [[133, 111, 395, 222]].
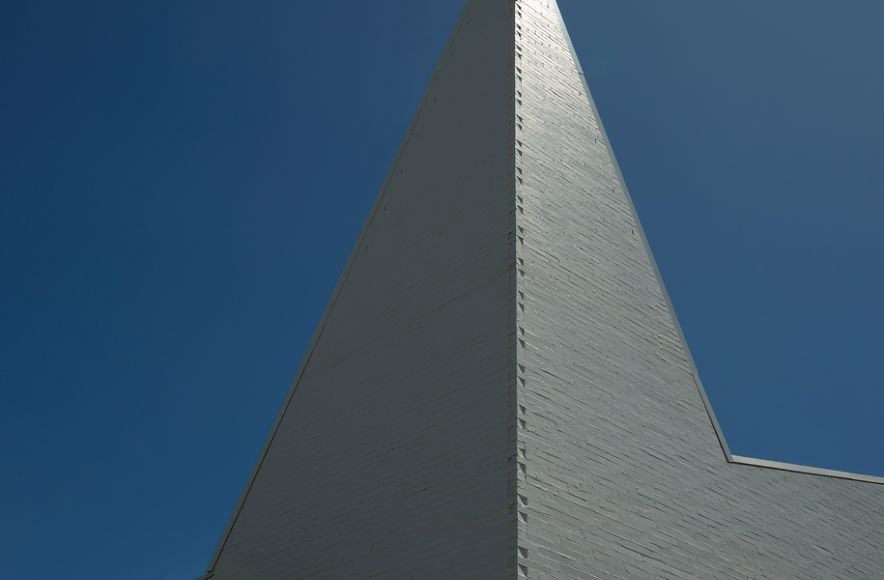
[[210, 1, 517, 578], [515, 0, 884, 578]]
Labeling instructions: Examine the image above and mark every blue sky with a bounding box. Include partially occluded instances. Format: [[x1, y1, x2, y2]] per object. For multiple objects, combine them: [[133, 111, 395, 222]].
[[1, 1, 881, 578]]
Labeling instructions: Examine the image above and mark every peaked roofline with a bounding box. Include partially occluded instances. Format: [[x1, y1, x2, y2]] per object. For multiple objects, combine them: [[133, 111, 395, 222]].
[[554, 1, 884, 487], [200, 1, 882, 576]]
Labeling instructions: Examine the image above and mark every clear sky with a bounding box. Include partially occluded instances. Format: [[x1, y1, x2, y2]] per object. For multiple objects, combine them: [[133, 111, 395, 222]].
[[1, 1, 882, 578]]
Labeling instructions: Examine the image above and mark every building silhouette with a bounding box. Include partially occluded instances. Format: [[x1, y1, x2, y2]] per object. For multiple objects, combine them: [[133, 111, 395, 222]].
[[202, 1, 884, 577]]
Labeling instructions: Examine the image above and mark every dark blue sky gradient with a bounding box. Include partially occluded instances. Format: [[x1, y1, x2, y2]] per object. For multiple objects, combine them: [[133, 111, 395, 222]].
[[1, 1, 882, 578]]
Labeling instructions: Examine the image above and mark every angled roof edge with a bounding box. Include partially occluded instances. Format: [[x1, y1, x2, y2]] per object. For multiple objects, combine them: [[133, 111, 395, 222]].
[[554, 1, 884, 488], [730, 455, 884, 485], [200, 4, 487, 577]]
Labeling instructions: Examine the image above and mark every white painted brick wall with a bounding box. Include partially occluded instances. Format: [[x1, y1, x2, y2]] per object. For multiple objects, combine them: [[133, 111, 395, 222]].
[[515, 1, 884, 578], [205, 1, 883, 578]]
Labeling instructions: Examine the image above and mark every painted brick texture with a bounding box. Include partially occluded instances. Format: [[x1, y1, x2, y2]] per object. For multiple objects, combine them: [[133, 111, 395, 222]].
[[206, 0, 883, 578], [208, 1, 516, 578], [515, 0, 884, 578]]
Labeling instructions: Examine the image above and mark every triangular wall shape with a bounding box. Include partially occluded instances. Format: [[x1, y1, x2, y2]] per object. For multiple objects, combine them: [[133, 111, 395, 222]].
[[204, 1, 883, 578], [207, 1, 518, 577]]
